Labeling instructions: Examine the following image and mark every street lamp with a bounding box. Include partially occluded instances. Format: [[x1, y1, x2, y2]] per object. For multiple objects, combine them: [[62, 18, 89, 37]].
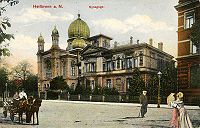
[[157, 71, 162, 108], [5, 83, 8, 101]]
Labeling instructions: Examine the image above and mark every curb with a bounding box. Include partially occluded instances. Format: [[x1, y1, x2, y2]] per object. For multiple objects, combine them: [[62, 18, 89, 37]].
[[43, 100, 200, 110]]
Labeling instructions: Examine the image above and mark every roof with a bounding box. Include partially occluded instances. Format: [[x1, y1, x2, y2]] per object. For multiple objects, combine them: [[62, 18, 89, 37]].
[[89, 34, 113, 40]]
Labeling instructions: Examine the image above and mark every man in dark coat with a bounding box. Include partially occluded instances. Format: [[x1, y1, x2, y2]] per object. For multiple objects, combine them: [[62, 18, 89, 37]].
[[139, 90, 148, 118]]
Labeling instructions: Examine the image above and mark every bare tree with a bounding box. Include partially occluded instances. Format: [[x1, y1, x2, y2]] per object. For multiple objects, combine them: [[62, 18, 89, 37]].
[[12, 60, 32, 88]]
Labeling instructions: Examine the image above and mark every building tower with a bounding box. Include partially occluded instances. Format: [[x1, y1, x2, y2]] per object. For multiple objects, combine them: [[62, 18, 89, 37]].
[[67, 14, 90, 51], [37, 34, 45, 95], [51, 26, 60, 77], [175, 0, 200, 96]]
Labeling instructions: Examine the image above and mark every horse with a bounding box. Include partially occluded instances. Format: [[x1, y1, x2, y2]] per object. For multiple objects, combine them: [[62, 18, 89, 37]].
[[17, 96, 34, 124], [26, 98, 42, 125]]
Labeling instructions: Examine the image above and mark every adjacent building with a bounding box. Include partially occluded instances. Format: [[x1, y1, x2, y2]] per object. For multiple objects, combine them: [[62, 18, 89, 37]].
[[37, 14, 174, 95], [175, 0, 200, 96]]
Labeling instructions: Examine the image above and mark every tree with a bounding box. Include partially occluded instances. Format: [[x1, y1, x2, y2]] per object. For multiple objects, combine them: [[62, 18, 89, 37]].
[[147, 75, 158, 97], [190, 19, 200, 54], [0, 0, 19, 57], [11, 60, 32, 88], [160, 65, 177, 97], [0, 67, 9, 101], [24, 74, 38, 97], [128, 68, 145, 96], [49, 76, 69, 91], [102, 86, 119, 95]]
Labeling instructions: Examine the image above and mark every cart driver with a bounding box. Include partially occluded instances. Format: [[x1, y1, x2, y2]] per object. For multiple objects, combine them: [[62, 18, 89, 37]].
[[19, 89, 27, 100]]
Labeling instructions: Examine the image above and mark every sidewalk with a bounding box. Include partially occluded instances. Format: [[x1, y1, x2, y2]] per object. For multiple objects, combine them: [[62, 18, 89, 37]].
[[45, 100, 200, 110]]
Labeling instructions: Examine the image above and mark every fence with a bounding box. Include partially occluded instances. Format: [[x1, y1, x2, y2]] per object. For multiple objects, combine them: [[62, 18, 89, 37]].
[[44, 92, 200, 106]]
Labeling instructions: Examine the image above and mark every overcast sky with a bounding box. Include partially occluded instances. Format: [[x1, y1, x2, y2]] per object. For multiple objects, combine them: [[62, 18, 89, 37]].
[[2, 0, 178, 73]]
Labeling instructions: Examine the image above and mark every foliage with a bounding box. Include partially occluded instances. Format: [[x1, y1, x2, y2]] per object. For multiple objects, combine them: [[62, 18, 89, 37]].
[[47, 90, 58, 100], [74, 81, 84, 95], [147, 75, 158, 97], [92, 85, 102, 95], [7, 80, 17, 96], [11, 60, 32, 83], [23, 74, 38, 97], [190, 19, 200, 47], [127, 68, 145, 96], [49, 76, 69, 91], [160, 65, 177, 96], [0, 0, 19, 57], [0, 67, 8, 94], [102, 86, 119, 95], [147, 65, 177, 98], [82, 85, 92, 95]]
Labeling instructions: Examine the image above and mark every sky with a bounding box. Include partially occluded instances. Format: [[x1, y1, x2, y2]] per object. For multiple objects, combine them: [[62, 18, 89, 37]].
[[1, 0, 178, 74]]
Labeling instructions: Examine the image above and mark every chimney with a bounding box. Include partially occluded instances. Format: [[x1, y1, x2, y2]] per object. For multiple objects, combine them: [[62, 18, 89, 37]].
[[158, 42, 163, 51], [130, 36, 133, 45], [114, 41, 117, 48], [149, 38, 153, 46]]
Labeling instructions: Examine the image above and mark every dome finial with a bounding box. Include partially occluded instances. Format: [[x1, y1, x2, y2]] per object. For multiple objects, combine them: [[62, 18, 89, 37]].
[[78, 13, 80, 18]]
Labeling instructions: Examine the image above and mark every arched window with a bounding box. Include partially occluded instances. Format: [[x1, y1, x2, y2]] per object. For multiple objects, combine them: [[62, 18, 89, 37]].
[[71, 60, 75, 76], [117, 57, 120, 69]]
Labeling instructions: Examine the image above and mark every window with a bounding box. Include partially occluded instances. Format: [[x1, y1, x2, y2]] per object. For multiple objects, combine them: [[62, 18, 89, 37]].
[[112, 61, 116, 70], [126, 78, 132, 89], [139, 56, 143, 66], [107, 61, 111, 71], [103, 40, 107, 48], [126, 58, 132, 69], [91, 63, 96, 72], [116, 78, 122, 91], [117, 58, 120, 69], [185, 11, 194, 29], [85, 63, 89, 72], [63, 64, 66, 76], [103, 63, 106, 71], [121, 59, 125, 69], [91, 80, 95, 90], [106, 79, 112, 88], [133, 58, 137, 67], [71, 61, 75, 76]]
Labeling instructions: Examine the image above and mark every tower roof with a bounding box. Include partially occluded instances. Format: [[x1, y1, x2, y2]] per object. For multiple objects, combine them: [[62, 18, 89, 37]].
[[68, 14, 90, 39], [37, 33, 44, 43], [52, 26, 59, 35]]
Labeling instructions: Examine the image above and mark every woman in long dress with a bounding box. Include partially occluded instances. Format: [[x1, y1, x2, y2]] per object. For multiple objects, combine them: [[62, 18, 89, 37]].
[[176, 92, 193, 128], [167, 93, 179, 128]]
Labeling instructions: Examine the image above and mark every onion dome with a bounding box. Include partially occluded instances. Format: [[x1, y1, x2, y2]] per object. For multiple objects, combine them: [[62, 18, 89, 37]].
[[68, 14, 90, 39], [72, 37, 86, 49], [52, 26, 59, 35], [37, 34, 44, 43]]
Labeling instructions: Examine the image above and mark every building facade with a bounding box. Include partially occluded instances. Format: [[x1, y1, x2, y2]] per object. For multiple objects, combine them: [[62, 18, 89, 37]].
[[175, 0, 200, 96], [37, 14, 174, 94]]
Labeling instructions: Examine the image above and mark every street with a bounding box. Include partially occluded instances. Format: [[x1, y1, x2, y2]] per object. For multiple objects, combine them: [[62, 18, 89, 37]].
[[0, 100, 200, 128]]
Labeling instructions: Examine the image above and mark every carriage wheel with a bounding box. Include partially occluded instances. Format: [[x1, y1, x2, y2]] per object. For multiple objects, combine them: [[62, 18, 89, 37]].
[[3, 110, 7, 118], [10, 113, 14, 122]]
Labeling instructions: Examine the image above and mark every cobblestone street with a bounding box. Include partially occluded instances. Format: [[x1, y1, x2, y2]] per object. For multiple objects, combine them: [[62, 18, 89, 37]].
[[0, 100, 200, 128]]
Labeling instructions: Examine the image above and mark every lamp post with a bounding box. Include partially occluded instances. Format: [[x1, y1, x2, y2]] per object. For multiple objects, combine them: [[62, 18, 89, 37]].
[[157, 71, 162, 108], [5, 83, 8, 101]]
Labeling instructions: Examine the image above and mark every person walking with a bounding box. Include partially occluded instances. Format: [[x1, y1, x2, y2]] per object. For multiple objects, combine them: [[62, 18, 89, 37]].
[[176, 92, 193, 128], [167, 93, 179, 128], [139, 90, 148, 118]]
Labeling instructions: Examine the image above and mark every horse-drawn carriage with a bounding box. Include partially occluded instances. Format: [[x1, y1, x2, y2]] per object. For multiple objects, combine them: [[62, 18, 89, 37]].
[[2, 97, 42, 124]]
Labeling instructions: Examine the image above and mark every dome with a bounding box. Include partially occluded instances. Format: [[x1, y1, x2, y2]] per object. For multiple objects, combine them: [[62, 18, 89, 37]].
[[52, 26, 59, 35], [38, 34, 44, 43], [68, 14, 90, 39], [72, 37, 86, 49]]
